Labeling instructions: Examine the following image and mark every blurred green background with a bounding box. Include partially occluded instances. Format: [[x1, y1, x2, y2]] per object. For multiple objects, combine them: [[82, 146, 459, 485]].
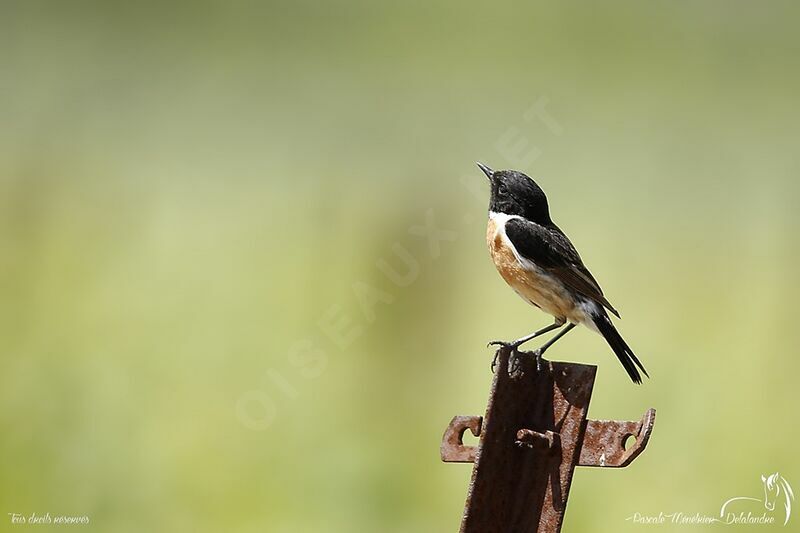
[[2, 1, 799, 531]]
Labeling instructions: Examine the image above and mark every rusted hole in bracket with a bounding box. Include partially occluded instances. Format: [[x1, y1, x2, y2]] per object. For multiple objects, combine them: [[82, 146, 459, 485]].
[[441, 415, 482, 463], [622, 433, 635, 451]]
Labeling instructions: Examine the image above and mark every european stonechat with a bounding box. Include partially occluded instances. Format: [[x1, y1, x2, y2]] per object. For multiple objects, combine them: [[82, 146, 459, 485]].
[[479, 162, 648, 384]]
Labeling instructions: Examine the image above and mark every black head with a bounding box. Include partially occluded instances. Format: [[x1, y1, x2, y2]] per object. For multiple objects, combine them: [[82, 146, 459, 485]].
[[477, 162, 551, 224]]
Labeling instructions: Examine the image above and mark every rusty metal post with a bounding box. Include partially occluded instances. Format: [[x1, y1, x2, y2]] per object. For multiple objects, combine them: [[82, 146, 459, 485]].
[[441, 346, 656, 532]]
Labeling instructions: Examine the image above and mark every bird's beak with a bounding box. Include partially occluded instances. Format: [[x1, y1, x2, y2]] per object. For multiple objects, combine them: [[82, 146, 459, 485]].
[[476, 162, 494, 180]]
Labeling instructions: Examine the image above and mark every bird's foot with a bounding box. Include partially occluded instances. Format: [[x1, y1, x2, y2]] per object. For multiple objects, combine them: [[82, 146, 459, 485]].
[[487, 340, 521, 373], [487, 339, 519, 350], [511, 348, 548, 375], [531, 348, 548, 373], [488, 339, 549, 375]]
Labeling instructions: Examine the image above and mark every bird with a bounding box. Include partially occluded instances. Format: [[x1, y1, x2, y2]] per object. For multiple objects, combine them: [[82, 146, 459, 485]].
[[478, 162, 648, 384]]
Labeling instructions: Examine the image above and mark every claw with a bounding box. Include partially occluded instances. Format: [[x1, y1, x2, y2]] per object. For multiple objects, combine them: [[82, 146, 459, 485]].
[[489, 342, 509, 373], [487, 340, 546, 375], [488, 340, 517, 373], [532, 349, 548, 372], [487, 340, 513, 349], [506, 348, 549, 376]]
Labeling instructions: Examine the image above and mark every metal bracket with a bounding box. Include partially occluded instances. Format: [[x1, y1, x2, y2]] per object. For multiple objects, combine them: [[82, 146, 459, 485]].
[[441, 415, 482, 463], [442, 408, 656, 467], [579, 407, 656, 467], [441, 346, 656, 532]]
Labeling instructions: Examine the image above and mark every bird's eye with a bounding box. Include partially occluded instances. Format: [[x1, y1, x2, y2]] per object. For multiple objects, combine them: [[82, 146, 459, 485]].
[[498, 183, 508, 195]]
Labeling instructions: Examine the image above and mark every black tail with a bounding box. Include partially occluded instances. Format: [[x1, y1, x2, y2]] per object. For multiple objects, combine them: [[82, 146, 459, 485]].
[[592, 312, 649, 384]]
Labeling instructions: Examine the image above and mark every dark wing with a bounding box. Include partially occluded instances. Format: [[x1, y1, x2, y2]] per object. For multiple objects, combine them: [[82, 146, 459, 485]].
[[504, 218, 620, 318]]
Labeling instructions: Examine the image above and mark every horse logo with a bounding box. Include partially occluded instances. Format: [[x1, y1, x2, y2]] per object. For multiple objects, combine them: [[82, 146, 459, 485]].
[[720, 472, 794, 526]]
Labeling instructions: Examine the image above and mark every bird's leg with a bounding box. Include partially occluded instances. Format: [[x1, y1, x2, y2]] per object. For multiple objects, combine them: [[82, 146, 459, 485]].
[[529, 322, 576, 371], [488, 320, 563, 351], [488, 320, 563, 372]]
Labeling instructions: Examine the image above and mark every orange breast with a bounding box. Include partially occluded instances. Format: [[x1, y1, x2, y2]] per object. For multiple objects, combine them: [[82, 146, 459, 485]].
[[486, 218, 578, 321]]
